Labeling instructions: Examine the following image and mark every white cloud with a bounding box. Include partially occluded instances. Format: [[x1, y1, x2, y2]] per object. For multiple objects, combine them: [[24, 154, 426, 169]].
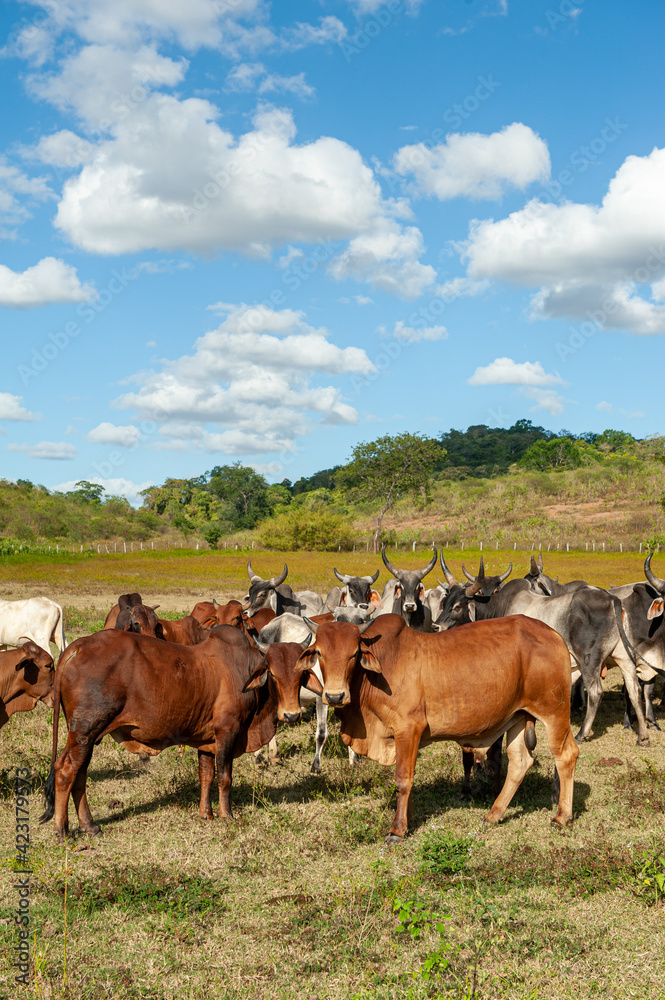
[[462, 145, 665, 335], [349, 0, 423, 13], [0, 159, 53, 233], [328, 219, 436, 299], [394, 123, 550, 201], [521, 387, 565, 416], [280, 16, 346, 49], [146, 339, 157, 347], [468, 357, 564, 387], [596, 401, 612, 412], [437, 276, 490, 300], [355, 295, 373, 305], [7, 441, 77, 460], [0, 394, 41, 422], [53, 476, 153, 505], [113, 304, 375, 456], [226, 62, 315, 99], [0, 258, 96, 308], [392, 321, 447, 343], [86, 422, 141, 447]]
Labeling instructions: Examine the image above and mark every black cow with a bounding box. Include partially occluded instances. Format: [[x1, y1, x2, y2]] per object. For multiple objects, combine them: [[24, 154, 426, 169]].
[[524, 552, 588, 597], [380, 546, 437, 631]]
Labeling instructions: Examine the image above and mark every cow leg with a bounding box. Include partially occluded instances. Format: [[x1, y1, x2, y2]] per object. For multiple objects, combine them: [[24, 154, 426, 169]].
[[310, 695, 328, 774], [485, 721, 533, 825], [214, 734, 236, 820], [574, 656, 604, 743], [543, 722, 579, 828], [198, 751, 215, 820], [644, 681, 660, 730], [622, 683, 633, 729], [461, 750, 473, 800], [612, 651, 650, 746], [53, 734, 95, 844], [348, 748, 357, 767], [71, 745, 100, 837], [387, 726, 424, 843], [487, 735, 503, 798]]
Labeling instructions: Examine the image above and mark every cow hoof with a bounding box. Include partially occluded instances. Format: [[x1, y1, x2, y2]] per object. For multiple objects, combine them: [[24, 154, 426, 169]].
[[636, 736, 650, 747], [310, 763, 321, 775], [199, 814, 214, 821], [84, 824, 101, 838], [574, 734, 587, 745], [648, 722, 661, 732], [384, 833, 404, 846], [623, 723, 633, 731]]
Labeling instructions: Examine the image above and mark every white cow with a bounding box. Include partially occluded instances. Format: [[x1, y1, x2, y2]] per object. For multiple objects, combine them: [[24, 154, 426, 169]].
[[0, 597, 67, 653]]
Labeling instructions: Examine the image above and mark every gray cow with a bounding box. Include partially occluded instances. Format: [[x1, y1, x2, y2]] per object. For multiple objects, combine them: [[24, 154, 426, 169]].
[[379, 546, 438, 631]]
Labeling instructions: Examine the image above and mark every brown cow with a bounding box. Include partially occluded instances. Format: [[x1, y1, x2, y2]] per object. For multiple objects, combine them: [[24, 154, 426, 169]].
[[190, 601, 219, 627], [297, 614, 578, 843], [115, 604, 207, 645], [0, 642, 54, 728], [40, 626, 313, 842], [104, 592, 143, 630]]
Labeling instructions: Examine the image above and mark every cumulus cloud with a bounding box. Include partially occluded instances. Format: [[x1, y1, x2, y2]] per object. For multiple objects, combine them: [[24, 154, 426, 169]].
[[7, 440, 77, 460], [394, 123, 550, 201], [113, 303, 375, 456], [437, 276, 490, 300], [0, 258, 96, 307], [463, 145, 665, 335], [0, 159, 53, 234], [521, 387, 565, 416], [226, 62, 314, 99], [86, 422, 141, 447], [391, 321, 447, 343], [468, 357, 563, 387], [328, 219, 436, 299], [0, 393, 41, 421]]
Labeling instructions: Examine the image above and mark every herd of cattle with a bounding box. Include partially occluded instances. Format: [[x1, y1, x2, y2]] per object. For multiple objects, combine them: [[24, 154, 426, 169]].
[[1, 547, 663, 845]]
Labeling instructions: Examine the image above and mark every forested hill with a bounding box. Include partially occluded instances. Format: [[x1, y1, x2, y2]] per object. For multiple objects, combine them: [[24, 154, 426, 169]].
[[1, 420, 663, 549]]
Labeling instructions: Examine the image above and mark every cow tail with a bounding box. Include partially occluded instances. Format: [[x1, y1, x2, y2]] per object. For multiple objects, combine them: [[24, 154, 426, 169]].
[[39, 655, 64, 824], [57, 603, 67, 652]]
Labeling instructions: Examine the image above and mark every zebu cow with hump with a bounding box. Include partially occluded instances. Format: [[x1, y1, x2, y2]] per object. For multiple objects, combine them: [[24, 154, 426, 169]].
[[39, 626, 307, 842], [296, 614, 578, 842], [0, 596, 67, 653], [610, 554, 665, 731], [379, 546, 438, 631], [524, 553, 588, 597], [433, 559, 650, 746]]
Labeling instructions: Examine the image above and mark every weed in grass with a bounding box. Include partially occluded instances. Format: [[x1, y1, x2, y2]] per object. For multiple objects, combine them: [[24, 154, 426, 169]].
[[613, 759, 665, 813], [419, 830, 480, 880], [393, 897, 457, 986], [635, 844, 665, 905]]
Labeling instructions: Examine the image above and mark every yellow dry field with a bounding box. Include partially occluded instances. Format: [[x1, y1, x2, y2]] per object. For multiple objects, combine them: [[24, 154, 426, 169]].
[[0, 551, 664, 1000]]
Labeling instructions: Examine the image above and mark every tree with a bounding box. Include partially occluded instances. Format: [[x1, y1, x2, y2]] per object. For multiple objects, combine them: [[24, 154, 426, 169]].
[[70, 481, 105, 504], [205, 463, 270, 529], [336, 433, 444, 553]]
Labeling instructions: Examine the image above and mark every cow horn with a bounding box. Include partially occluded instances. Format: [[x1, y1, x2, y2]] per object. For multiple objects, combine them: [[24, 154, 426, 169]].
[[466, 579, 483, 598], [497, 563, 512, 584], [357, 619, 375, 635], [529, 555, 539, 576], [463, 556, 485, 584], [644, 553, 665, 591], [247, 560, 261, 583], [381, 545, 400, 579], [418, 548, 437, 580], [149, 604, 160, 611], [334, 568, 351, 584], [268, 564, 288, 588], [362, 569, 380, 584], [537, 552, 544, 572], [302, 616, 320, 635], [300, 632, 312, 650], [440, 553, 458, 586]]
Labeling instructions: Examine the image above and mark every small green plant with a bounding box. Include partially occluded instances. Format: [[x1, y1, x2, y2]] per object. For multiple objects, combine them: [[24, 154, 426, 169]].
[[393, 897, 455, 981], [419, 829, 477, 879], [635, 846, 665, 905]]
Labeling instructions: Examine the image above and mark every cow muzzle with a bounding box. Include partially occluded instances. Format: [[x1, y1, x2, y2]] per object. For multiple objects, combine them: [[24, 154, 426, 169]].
[[403, 602, 417, 613], [282, 711, 302, 724], [324, 691, 347, 706]]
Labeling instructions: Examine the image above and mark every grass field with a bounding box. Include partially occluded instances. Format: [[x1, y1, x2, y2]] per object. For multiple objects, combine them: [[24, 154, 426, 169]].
[[1, 553, 664, 999]]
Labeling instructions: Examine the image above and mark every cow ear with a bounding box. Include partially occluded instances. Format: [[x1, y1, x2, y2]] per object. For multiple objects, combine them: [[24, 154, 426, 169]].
[[647, 598, 664, 620], [300, 669, 324, 694], [359, 649, 381, 673], [394, 583, 402, 598], [417, 583, 424, 600], [369, 590, 383, 609], [295, 647, 318, 672], [468, 602, 476, 623], [242, 665, 268, 691], [340, 590, 347, 606], [156, 622, 166, 640]]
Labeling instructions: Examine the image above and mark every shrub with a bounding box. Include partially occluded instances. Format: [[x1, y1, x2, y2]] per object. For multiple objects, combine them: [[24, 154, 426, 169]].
[[257, 507, 355, 551]]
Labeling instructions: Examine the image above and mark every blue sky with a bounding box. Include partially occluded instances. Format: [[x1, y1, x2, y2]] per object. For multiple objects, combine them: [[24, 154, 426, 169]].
[[1, 0, 664, 502]]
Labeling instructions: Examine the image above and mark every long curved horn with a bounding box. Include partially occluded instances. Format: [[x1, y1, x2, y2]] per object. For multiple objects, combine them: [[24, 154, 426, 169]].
[[247, 560, 261, 583], [497, 563, 512, 584], [362, 569, 380, 584], [529, 555, 539, 576], [381, 545, 400, 579], [462, 556, 484, 584], [418, 548, 437, 580], [334, 568, 352, 585], [466, 579, 483, 598], [645, 553, 665, 591], [268, 564, 288, 588], [302, 616, 320, 636], [440, 553, 458, 586], [537, 551, 544, 572]]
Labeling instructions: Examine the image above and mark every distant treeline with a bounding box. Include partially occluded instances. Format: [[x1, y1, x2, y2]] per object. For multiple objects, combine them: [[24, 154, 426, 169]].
[[2, 421, 663, 547]]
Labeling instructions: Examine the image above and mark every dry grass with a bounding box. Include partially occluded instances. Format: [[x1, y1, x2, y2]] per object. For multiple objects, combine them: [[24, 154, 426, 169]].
[[1, 567, 664, 999]]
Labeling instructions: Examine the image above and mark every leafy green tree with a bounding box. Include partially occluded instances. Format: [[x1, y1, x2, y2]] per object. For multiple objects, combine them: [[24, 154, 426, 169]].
[[596, 429, 636, 453], [519, 437, 601, 471], [258, 507, 354, 551], [70, 480, 105, 504], [205, 463, 270, 529], [336, 433, 444, 553]]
